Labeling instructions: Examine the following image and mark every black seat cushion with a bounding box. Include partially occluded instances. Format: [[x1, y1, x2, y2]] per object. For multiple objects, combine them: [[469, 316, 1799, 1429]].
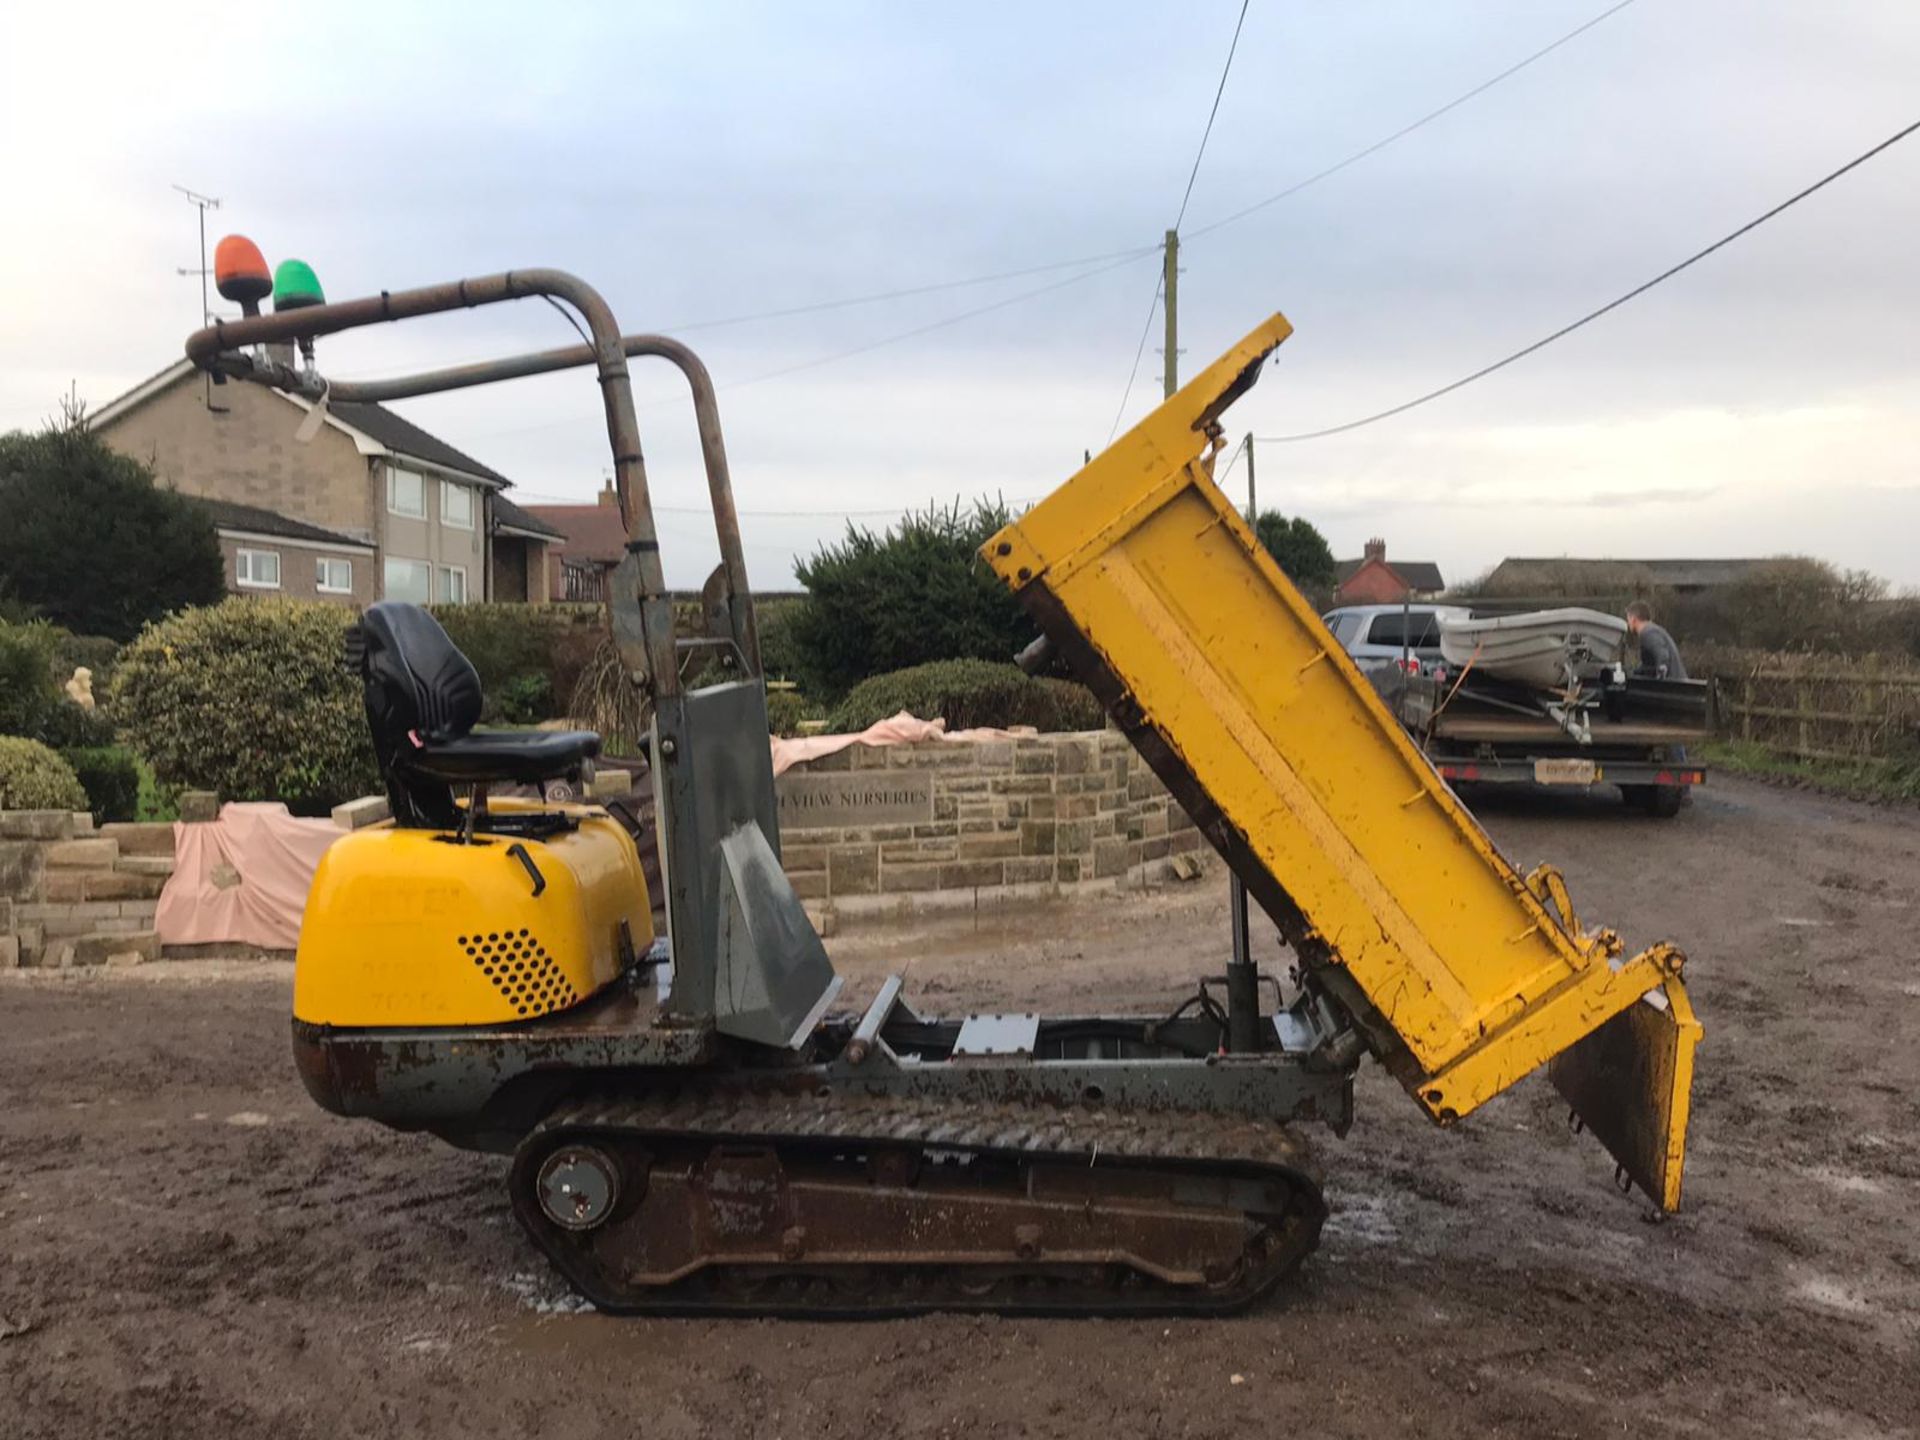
[[408, 730, 601, 785], [351, 602, 603, 828], [360, 602, 483, 748]]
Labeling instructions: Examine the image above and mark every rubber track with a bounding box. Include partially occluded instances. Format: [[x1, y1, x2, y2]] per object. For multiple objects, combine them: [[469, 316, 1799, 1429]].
[[511, 1085, 1327, 1318]]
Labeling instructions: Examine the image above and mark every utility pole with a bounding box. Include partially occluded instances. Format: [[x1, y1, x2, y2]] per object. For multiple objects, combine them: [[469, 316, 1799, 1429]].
[[1161, 228, 1180, 401], [1155, 232, 1257, 1049], [1244, 432, 1256, 524]]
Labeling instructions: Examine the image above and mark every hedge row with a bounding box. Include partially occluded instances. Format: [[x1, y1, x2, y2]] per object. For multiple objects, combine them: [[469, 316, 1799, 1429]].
[[825, 659, 1104, 735]]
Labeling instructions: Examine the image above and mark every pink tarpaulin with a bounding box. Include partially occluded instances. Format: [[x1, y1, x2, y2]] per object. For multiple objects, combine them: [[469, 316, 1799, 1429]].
[[768, 710, 1036, 777], [154, 802, 346, 950]]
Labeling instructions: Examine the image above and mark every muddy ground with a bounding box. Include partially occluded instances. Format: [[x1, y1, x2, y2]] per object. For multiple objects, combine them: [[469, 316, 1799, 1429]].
[[2, 775, 1917, 1438]]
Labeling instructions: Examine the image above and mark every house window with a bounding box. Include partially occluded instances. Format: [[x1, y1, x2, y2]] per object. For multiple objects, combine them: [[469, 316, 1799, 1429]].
[[384, 557, 432, 603], [316, 557, 353, 594], [387, 466, 426, 518], [235, 548, 281, 589], [437, 565, 468, 604], [441, 481, 474, 530]]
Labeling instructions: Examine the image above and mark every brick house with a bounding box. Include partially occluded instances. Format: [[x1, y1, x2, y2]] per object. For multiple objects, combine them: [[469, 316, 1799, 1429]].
[[91, 360, 561, 605], [526, 480, 630, 601], [1333, 538, 1444, 605]]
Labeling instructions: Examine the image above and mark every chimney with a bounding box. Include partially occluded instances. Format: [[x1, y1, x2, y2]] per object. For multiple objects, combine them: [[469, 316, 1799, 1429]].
[[598, 478, 618, 507], [1364, 537, 1386, 562]]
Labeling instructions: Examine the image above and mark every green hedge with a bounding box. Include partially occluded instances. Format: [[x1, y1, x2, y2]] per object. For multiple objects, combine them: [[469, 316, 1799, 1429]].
[[825, 659, 1104, 735], [0, 736, 88, 812], [0, 619, 114, 748], [430, 604, 603, 723], [789, 501, 1038, 701], [765, 688, 815, 736], [63, 745, 142, 823], [0, 620, 60, 739], [111, 598, 377, 815]]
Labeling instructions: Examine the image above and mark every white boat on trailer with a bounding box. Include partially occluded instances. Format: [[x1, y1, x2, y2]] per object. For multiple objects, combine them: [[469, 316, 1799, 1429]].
[[1438, 607, 1629, 692]]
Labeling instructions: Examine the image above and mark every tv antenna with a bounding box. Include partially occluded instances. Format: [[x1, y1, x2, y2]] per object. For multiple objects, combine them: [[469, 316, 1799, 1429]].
[[173, 184, 222, 325]]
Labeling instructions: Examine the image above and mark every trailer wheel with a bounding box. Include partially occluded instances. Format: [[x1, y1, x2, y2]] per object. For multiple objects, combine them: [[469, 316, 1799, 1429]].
[[1647, 785, 1686, 818]]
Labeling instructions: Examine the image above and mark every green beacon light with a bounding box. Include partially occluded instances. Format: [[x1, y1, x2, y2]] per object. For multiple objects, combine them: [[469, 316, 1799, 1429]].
[[272, 258, 325, 312], [272, 259, 326, 373]]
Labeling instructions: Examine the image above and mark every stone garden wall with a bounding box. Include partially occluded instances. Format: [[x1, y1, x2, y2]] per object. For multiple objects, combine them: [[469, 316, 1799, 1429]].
[[0, 811, 176, 968], [775, 730, 1205, 915]]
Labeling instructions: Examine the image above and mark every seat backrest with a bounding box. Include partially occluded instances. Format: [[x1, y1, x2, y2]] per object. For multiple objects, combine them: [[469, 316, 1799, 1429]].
[[354, 602, 482, 827]]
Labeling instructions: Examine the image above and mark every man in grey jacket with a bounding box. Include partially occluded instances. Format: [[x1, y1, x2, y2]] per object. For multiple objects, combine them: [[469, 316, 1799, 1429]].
[[1625, 601, 1687, 680]]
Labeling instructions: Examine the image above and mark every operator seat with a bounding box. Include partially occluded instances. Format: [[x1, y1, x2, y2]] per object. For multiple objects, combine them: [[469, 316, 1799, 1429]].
[[351, 602, 600, 829]]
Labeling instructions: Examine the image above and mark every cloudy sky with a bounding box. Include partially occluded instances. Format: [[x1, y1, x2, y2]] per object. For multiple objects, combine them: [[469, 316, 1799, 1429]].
[[2, 1, 1914, 590]]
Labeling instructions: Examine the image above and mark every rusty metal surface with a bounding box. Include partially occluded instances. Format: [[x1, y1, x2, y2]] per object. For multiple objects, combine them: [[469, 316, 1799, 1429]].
[[197, 330, 758, 679], [510, 1089, 1325, 1316], [292, 1003, 1354, 1147], [186, 272, 680, 707]]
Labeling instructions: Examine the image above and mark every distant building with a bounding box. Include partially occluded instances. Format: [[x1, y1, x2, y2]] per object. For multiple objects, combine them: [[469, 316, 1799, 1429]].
[[1481, 557, 1770, 596], [526, 481, 630, 602], [1333, 538, 1444, 605], [91, 360, 560, 605]]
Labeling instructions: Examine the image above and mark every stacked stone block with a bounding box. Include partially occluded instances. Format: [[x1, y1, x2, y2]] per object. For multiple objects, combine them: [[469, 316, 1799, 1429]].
[[778, 731, 1202, 904], [0, 812, 174, 968]]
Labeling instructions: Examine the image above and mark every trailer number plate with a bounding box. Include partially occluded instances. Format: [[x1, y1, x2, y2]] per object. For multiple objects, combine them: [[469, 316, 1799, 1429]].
[[1534, 758, 1599, 785]]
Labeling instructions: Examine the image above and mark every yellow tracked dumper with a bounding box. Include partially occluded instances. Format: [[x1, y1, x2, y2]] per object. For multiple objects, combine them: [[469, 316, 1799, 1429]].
[[190, 243, 1699, 1316]]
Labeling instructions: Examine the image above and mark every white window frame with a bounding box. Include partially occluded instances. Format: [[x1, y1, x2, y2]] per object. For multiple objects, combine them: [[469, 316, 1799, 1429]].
[[315, 556, 353, 595], [384, 557, 432, 604], [437, 564, 468, 605], [441, 480, 474, 530], [387, 466, 426, 518], [235, 548, 281, 590]]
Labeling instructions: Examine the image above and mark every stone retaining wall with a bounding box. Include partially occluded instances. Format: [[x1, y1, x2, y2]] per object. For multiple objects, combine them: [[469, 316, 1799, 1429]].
[[0, 811, 176, 968], [776, 730, 1204, 913]]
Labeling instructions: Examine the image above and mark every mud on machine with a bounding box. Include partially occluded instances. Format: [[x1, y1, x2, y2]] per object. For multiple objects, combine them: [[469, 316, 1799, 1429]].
[[186, 238, 1701, 1316]]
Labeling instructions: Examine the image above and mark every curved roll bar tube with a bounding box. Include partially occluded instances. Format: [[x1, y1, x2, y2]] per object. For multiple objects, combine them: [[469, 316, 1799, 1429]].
[[184, 270, 761, 690]]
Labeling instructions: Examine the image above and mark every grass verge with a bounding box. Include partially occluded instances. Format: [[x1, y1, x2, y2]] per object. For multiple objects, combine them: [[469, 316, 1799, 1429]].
[[1701, 739, 1920, 804]]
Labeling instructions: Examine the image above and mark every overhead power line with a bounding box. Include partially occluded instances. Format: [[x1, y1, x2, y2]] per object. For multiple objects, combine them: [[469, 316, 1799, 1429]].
[[1257, 115, 1920, 444], [1176, 0, 1253, 232], [1185, 0, 1640, 240], [1107, 0, 1254, 442], [351, 5, 1637, 420], [660, 245, 1162, 334], [469, 249, 1155, 441], [1105, 273, 1165, 445]]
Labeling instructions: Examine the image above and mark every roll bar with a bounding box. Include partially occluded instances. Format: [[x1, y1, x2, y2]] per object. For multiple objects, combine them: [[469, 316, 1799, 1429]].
[[184, 269, 760, 689]]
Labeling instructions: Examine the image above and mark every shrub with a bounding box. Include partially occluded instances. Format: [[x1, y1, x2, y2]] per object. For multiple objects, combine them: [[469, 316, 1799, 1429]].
[[765, 688, 812, 736], [826, 659, 1103, 735], [569, 635, 647, 759], [111, 598, 377, 815], [1038, 676, 1107, 731], [431, 604, 603, 722], [495, 673, 553, 725], [755, 597, 806, 682], [790, 501, 1037, 701], [62, 745, 142, 823], [0, 405, 226, 641], [0, 619, 61, 739], [0, 736, 88, 812], [51, 631, 121, 688], [1253, 511, 1337, 594]]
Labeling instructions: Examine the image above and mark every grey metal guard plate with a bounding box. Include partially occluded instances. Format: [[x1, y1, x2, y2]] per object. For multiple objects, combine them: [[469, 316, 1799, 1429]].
[[714, 820, 841, 1048], [953, 1013, 1041, 1058]]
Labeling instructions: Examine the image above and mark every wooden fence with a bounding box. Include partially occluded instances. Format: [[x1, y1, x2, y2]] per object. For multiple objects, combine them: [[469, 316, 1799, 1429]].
[[1701, 649, 1920, 763]]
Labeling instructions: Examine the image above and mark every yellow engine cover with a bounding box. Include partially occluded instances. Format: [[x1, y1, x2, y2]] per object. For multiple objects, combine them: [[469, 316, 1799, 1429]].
[[293, 804, 653, 1028]]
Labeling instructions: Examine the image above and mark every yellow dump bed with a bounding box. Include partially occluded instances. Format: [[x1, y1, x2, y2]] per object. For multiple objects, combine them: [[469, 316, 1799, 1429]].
[[983, 315, 1699, 1210]]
